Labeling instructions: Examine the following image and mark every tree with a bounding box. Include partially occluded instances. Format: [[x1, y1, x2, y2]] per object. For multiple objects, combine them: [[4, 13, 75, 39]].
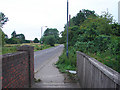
[[41, 35, 55, 46], [11, 31, 16, 38], [6, 37, 21, 44], [72, 9, 96, 26], [16, 34, 25, 43], [33, 38, 39, 43], [0, 12, 8, 27], [11, 31, 26, 43], [0, 12, 8, 46], [0, 28, 5, 46], [43, 28, 59, 43]]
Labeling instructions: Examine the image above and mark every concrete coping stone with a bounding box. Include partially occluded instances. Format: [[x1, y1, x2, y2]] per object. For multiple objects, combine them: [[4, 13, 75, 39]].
[[76, 51, 120, 85]]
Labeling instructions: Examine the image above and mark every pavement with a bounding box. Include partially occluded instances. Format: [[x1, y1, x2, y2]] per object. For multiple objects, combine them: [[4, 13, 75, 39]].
[[32, 45, 80, 88]]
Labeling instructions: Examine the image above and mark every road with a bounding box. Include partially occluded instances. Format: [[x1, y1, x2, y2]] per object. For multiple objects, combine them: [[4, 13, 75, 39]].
[[34, 44, 64, 73], [33, 44, 80, 88]]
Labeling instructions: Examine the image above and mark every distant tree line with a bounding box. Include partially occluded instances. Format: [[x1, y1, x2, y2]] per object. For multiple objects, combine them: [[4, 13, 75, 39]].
[[0, 12, 60, 47], [1, 30, 41, 45]]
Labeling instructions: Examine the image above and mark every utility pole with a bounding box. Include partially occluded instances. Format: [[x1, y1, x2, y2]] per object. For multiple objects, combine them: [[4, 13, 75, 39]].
[[66, 0, 69, 57], [69, 14, 71, 27]]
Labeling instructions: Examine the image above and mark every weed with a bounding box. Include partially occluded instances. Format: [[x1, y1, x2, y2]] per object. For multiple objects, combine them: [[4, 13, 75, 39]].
[[34, 78, 41, 83]]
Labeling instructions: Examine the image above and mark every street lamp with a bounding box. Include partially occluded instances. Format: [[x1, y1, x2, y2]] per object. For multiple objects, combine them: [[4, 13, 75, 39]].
[[41, 26, 47, 50], [66, 0, 69, 57]]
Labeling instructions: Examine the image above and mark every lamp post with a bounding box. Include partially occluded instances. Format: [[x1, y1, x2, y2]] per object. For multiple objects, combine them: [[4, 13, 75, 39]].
[[66, 0, 69, 57], [41, 26, 47, 50]]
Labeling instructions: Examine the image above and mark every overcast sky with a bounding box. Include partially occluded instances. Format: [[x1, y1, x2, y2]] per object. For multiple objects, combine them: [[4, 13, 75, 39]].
[[0, 0, 119, 40]]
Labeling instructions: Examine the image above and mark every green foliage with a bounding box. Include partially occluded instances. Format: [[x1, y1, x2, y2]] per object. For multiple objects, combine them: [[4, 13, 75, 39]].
[[43, 28, 59, 43], [15, 34, 26, 43], [5, 31, 27, 44], [6, 37, 22, 44], [56, 47, 76, 73], [34, 44, 52, 51], [44, 28, 59, 36], [2, 43, 53, 54], [111, 23, 120, 36], [40, 28, 60, 46], [57, 9, 120, 73], [72, 9, 96, 26], [11, 31, 16, 38], [10, 31, 26, 43], [93, 35, 111, 52], [45, 35, 56, 46], [24, 40, 31, 43], [41, 35, 56, 46], [2, 46, 17, 55], [0, 12, 8, 27], [108, 36, 120, 60], [33, 38, 39, 43], [0, 28, 5, 46]]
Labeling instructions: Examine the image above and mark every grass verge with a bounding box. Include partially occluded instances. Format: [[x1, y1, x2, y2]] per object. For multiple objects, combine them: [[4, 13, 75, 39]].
[[56, 47, 76, 73], [56, 46, 120, 74], [2, 43, 59, 55], [2, 46, 17, 55]]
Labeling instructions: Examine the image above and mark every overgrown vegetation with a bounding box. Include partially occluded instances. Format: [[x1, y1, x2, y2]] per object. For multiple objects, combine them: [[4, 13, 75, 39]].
[[1, 43, 56, 55], [2, 46, 17, 55], [57, 9, 120, 73], [56, 47, 76, 73]]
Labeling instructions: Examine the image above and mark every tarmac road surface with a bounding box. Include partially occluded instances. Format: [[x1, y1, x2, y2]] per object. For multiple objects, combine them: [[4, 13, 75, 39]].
[[34, 44, 64, 73], [33, 44, 80, 88]]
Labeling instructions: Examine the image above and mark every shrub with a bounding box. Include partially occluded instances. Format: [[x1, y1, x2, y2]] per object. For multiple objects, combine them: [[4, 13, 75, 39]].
[[42, 35, 56, 46], [93, 35, 111, 52], [56, 47, 76, 72]]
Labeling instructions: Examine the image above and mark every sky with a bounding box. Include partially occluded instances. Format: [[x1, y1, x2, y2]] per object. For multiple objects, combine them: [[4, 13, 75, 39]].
[[0, 0, 119, 40]]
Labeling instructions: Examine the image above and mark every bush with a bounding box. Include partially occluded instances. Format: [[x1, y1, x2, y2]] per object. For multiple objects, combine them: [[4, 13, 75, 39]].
[[42, 35, 56, 46], [93, 35, 111, 52]]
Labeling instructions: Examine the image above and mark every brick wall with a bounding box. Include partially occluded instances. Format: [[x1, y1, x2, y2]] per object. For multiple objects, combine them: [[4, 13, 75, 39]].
[[2, 45, 34, 88]]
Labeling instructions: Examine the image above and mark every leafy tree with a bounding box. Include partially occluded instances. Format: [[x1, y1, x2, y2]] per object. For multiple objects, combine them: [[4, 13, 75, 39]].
[[0, 12, 8, 46], [11, 31, 16, 38], [44, 28, 59, 36], [6, 37, 21, 44], [10, 31, 26, 43], [43, 28, 59, 43], [16, 34, 25, 43], [0, 28, 5, 46], [41, 35, 55, 46], [72, 9, 96, 26], [33, 38, 39, 43], [0, 12, 8, 27]]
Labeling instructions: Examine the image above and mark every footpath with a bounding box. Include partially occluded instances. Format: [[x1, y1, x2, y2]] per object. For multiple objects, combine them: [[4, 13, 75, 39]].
[[32, 47, 80, 88]]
